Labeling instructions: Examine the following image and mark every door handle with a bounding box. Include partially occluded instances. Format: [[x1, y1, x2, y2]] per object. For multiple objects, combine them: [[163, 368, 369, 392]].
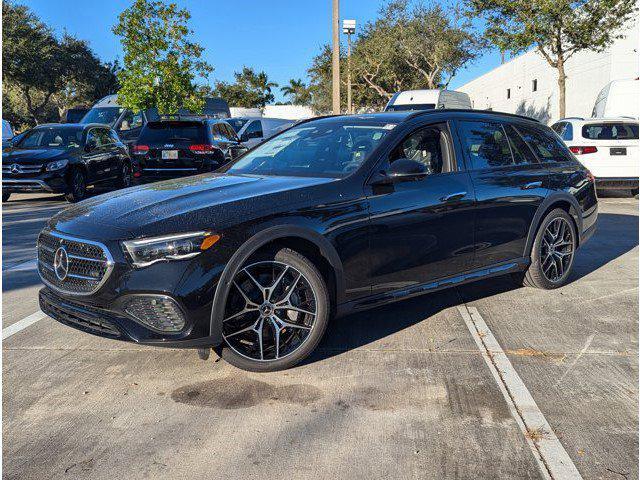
[[521, 181, 543, 190], [440, 191, 467, 202]]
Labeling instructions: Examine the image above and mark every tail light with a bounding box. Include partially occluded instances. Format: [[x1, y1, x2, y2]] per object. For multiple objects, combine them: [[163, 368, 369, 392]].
[[189, 144, 216, 154], [132, 145, 149, 155], [569, 146, 597, 155]]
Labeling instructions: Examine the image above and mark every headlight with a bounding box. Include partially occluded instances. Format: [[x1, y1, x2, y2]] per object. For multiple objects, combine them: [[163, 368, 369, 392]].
[[46, 159, 69, 171], [122, 231, 220, 268]]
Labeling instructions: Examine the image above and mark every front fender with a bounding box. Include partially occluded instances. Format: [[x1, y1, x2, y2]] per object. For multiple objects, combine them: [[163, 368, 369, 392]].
[[208, 225, 345, 342]]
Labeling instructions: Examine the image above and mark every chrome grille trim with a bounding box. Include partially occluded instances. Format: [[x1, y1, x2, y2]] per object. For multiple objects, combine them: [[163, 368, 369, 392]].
[[37, 230, 114, 296]]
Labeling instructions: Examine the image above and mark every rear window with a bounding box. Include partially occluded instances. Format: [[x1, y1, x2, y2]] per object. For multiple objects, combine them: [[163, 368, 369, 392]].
[[582, 123, 639, 140], [139, 121, 206, 143]]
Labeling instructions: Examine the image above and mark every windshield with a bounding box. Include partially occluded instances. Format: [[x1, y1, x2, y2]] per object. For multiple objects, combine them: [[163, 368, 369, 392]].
[[386, 103, 436, 111], [81, 107, 123, 125], [225, 120, 394, 178], [16, 127, 83, 149], [139, 121, 207, 143], [582, 123, 639, 140], [225, 118, 249, 133]]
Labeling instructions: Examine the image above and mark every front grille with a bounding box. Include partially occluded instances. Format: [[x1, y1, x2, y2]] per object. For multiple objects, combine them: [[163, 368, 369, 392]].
[[37, 230, 113, 295], [2, 164, 43, 174]]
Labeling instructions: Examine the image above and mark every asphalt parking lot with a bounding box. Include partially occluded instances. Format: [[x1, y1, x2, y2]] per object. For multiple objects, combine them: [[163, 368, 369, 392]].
[[2, 192, 638, 480]]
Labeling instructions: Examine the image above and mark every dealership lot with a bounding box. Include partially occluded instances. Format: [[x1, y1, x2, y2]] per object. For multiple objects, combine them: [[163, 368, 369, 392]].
[[2, 193, 637, 479]]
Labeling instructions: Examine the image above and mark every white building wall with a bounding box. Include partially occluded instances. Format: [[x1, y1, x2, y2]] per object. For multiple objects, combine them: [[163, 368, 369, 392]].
[[457, 22, 639, 124]]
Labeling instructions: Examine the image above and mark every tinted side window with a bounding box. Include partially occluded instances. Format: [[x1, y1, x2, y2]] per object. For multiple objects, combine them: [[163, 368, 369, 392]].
[[504, 124, 538, 165], [211, 124, 226, 141], [97, 128, 113, 145], [551, 122, 573, 141], [458, 121, 513, 170], [389, 124, 452, 175], [516, 125, 574, 162], [245, 120, 263, 138]]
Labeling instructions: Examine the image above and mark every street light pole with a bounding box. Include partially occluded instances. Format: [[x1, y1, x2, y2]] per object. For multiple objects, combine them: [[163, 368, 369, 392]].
[[343, 20, 356, 114], [332, 0, 340, 114]]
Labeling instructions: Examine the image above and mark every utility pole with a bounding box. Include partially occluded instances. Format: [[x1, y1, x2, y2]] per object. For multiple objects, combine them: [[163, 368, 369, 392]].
[[332, 0, 340, 114], [343, 19, 356, 114]]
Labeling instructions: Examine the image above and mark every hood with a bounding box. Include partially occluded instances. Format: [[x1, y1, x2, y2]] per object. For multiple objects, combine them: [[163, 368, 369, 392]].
[[50, 173, 335, 240], [3, 148, 73, 164]]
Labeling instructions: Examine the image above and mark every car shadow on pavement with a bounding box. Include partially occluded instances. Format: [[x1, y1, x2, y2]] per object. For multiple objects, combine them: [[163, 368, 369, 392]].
[[305, 211, 638, 366]]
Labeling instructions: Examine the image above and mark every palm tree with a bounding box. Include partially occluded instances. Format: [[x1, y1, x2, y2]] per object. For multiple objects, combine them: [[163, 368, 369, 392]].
[[281, 79, 312, 106]]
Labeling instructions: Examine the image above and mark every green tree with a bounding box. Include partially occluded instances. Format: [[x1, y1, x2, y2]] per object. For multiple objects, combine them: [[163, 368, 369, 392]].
[[467, 0, 637, 117], [112, 0, 212, 114], [2, 2, 119, 127], [213, 67, 278, 108], [281, 79, 312, 106], [307, 1, 483, 113]]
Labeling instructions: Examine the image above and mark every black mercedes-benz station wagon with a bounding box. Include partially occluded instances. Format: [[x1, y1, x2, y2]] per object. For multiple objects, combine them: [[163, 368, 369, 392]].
[[38, 110, 598, 371]]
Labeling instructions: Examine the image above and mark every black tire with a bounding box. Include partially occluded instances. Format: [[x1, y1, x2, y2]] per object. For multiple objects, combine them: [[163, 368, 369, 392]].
[[117, 161, 132, 189], [64, 168, 87, 203], [519, 208, 577, 289], [2, 193, 10, 202], [219, 248, 330, 372]]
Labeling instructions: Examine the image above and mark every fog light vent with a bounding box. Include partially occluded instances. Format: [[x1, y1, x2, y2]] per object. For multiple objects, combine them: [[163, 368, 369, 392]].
[[123, 295, 186, 333]]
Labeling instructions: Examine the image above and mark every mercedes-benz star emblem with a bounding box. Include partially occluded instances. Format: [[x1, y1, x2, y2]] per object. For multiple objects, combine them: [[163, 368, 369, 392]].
[[10, 164, 22, 174], [53, 246, 69, 281]]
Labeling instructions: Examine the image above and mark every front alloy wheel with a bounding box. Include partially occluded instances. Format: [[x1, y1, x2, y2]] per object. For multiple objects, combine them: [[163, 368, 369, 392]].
[[64, 168, 87, 203], [220, 248, 330, 372]]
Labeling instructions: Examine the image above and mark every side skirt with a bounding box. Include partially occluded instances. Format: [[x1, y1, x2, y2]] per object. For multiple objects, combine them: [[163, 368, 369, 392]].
[[336, 257, 530, 317]]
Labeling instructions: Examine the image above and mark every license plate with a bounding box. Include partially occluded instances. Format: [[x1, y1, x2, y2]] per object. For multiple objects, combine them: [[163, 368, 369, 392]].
[[610, 147, 627, 156], [162, 150, 178, 160]]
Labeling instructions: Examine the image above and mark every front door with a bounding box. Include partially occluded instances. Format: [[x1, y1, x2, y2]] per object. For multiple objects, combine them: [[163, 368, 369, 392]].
[[365, 122, 476, 295], [454, 120, 549, 268]]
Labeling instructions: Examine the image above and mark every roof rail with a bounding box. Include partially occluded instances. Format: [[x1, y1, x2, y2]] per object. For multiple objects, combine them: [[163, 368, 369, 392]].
[[558, 117, 584, 121], [156, 113, 226, 122], [407, 108, 541, 123]]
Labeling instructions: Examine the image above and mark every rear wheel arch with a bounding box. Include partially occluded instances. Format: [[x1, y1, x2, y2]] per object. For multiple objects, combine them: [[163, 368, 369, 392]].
[[524, 194, 582, 257], [209, 226, 344, 341]]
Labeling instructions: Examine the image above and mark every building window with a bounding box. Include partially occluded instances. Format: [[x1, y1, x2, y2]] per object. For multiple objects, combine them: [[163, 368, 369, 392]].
[[507, 88, 511, 99], [532, 79, 538, 92]]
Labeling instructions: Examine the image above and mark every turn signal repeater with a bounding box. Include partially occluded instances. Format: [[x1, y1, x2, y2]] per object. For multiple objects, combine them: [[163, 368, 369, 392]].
[[200, 234, 221, 250]]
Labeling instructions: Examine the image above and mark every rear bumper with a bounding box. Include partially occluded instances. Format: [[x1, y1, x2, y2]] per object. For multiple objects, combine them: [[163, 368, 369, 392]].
[[595, 177, 639, 189]]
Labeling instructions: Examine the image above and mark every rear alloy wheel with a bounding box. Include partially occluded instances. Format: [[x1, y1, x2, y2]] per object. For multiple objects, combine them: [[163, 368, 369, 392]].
[[519, 208, 576, 289], [220, 248, 329, 372], [64, 168, 87, 203]]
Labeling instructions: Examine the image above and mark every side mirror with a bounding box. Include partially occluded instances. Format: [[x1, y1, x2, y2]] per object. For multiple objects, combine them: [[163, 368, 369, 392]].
[[387, 158, 428, 179], [85, 139, 97, 152]]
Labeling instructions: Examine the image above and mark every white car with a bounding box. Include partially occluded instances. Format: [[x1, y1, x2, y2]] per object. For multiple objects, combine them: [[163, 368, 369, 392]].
[[551, 117, 639, 195], [225, 117, 295, 149]]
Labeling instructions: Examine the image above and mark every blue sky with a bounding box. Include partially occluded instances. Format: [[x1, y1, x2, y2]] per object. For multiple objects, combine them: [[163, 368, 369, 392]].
[[23, 0, 505, 102]]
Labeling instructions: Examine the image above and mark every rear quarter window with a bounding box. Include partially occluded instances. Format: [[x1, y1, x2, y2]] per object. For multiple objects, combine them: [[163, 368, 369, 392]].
[[516, 124, 574, 163], [582, 123, 639, 140]]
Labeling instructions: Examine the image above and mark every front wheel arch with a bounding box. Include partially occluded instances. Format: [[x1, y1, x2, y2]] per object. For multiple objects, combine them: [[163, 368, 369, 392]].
[[209, 226, 344, 342]]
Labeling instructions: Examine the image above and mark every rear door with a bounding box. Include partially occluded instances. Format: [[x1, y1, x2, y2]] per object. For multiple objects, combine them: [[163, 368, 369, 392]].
[[83, 128, 110, 182], [575, 121, 639, 179], [454, 119, 549, 268]]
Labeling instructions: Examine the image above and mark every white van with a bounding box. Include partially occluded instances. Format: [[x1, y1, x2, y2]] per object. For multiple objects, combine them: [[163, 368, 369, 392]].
[[592, 79, 639, 119], [384, 89, 472, 112]]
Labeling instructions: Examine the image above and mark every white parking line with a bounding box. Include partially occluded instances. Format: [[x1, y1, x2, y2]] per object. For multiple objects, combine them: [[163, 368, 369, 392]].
[[457, 305, 583, 480], [2, 310, 47, 340]]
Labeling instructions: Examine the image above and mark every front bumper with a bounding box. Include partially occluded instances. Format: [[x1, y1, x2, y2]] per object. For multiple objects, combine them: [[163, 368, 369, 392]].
[[3, 171, 69, 193], [595, 177, 639, 189], [39, 287, 223, 348]]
